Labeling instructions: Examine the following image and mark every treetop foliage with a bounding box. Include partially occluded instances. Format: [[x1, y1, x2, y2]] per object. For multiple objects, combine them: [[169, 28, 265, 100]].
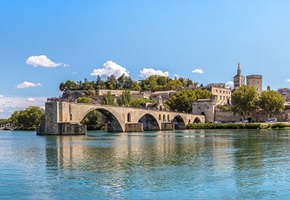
[[259, 90, 285, 117], [8, 106, 44, 130], [165, 88, 212, 113], [59, 74, 196, 92], [231, 85, 259, 119]]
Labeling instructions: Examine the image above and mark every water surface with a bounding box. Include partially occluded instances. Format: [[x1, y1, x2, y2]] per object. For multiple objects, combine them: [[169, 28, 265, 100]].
[[1, 129, 290, 199]]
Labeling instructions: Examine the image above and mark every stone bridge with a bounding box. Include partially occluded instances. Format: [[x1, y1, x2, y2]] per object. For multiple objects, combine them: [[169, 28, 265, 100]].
[[39, 101, 205, 135]]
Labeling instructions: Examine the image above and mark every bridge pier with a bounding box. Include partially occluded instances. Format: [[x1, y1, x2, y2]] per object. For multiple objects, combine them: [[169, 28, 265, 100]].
[[125, 123, 143, 132], [161, 122, 175, 130]]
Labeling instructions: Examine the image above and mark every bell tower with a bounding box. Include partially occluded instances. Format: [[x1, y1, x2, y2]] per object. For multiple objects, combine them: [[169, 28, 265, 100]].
[[233, 63, 245, 89]]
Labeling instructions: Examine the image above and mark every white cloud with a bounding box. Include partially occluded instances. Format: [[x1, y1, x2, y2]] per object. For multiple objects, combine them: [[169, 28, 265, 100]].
[[90, 61, 129, 78], [286, 79, 290, 83], [16, 81, 41, 89], [225, 81, 234, 89], [139, 68, 169, 78], [26, 55, 62, 67], [0, 95, 4, 98], [0, 96, 47, 118], [26, 98, 36, 102], [192, 69, 204, 74]]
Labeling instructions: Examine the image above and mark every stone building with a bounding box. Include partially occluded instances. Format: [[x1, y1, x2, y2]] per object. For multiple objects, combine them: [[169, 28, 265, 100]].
[[192, 99, 216, 123], [192, 97, 240, 123], [206, 83, 231, 105], [246, 75, 262, 95], [278, 88, 290, 102], [233, 63, 245, 89]]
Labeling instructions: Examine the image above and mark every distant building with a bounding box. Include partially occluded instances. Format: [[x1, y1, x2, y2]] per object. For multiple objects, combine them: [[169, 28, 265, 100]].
[[205, 83, 231, 105], [233, 63, 245, 89], [246, 75, 262, 95], [192, 97, 240, 123], [277, 88, 290, 102]]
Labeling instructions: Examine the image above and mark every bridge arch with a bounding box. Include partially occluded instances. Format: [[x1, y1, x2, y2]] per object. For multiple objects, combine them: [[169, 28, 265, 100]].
[[41, 102, 205, 135], [81, 107, 123, 132], [193, 117, 201, 123], [138, 113, 160, 131], [172, 115, 186, 129]]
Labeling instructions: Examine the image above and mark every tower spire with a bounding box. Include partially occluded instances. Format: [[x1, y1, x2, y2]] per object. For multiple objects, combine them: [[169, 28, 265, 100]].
[[237, 62, 241, 75]]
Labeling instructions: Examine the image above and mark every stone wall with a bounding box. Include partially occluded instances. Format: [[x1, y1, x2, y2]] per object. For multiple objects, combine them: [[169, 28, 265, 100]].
[[251, 111, 286, 122], [214, 111, 240, 122], [59, 123, 86, 135]]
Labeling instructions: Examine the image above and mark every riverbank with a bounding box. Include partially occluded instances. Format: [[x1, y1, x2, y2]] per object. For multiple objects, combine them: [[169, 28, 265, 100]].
[[187, 122, 290, 129]]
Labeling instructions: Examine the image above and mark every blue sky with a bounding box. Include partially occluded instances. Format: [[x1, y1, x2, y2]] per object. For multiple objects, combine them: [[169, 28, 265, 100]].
[[1, 0, 290, 118]]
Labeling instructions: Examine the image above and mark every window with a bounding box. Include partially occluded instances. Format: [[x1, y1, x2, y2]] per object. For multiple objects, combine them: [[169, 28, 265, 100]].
[[127, 113, 131, 122]]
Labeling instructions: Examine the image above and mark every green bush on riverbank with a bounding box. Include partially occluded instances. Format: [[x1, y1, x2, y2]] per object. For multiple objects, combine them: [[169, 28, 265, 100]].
[[187, 122, 290, 129], [187, 123, 261, 129], [267, 123, 290, 129]]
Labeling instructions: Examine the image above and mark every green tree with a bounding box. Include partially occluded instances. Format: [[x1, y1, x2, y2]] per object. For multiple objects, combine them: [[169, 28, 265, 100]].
[[231, 85, 259, 119], [117, 74, 126, 89], [140, 75, 171, 91], [165, 90, 197, 113], [130, 98, 156, 108], [106, 75, 117, 89], [9, 106, 44, 130], [102, 91, 115, 105], [193, 88, 213, 99], [165, 79, 183, 90], [95, 75, 106, 89], [59, 80, 79, 91], [0, 119, 8, 127], [76, 96, 93, 104], [165, 89, 213, 113], [259, 90, 285, 117], [117, 90, 132, 106], [130, 81, 141, 91]]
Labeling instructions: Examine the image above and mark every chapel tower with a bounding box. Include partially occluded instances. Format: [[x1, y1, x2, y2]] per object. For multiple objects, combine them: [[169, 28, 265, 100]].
[[233, 63, 245, 89]]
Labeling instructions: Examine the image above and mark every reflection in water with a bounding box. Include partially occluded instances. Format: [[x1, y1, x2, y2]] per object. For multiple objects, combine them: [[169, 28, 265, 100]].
[[45, 131, 237, 172], [2, 130, 290, 199], [44, 131, 242, 199]]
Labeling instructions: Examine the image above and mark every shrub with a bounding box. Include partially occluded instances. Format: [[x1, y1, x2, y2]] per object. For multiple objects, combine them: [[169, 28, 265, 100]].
[[270, 123, 290, 129], [187, 123, 261, 129]]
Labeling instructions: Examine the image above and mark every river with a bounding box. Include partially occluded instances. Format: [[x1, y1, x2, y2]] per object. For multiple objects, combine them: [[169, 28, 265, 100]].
[[1, 129, 290, 199]]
